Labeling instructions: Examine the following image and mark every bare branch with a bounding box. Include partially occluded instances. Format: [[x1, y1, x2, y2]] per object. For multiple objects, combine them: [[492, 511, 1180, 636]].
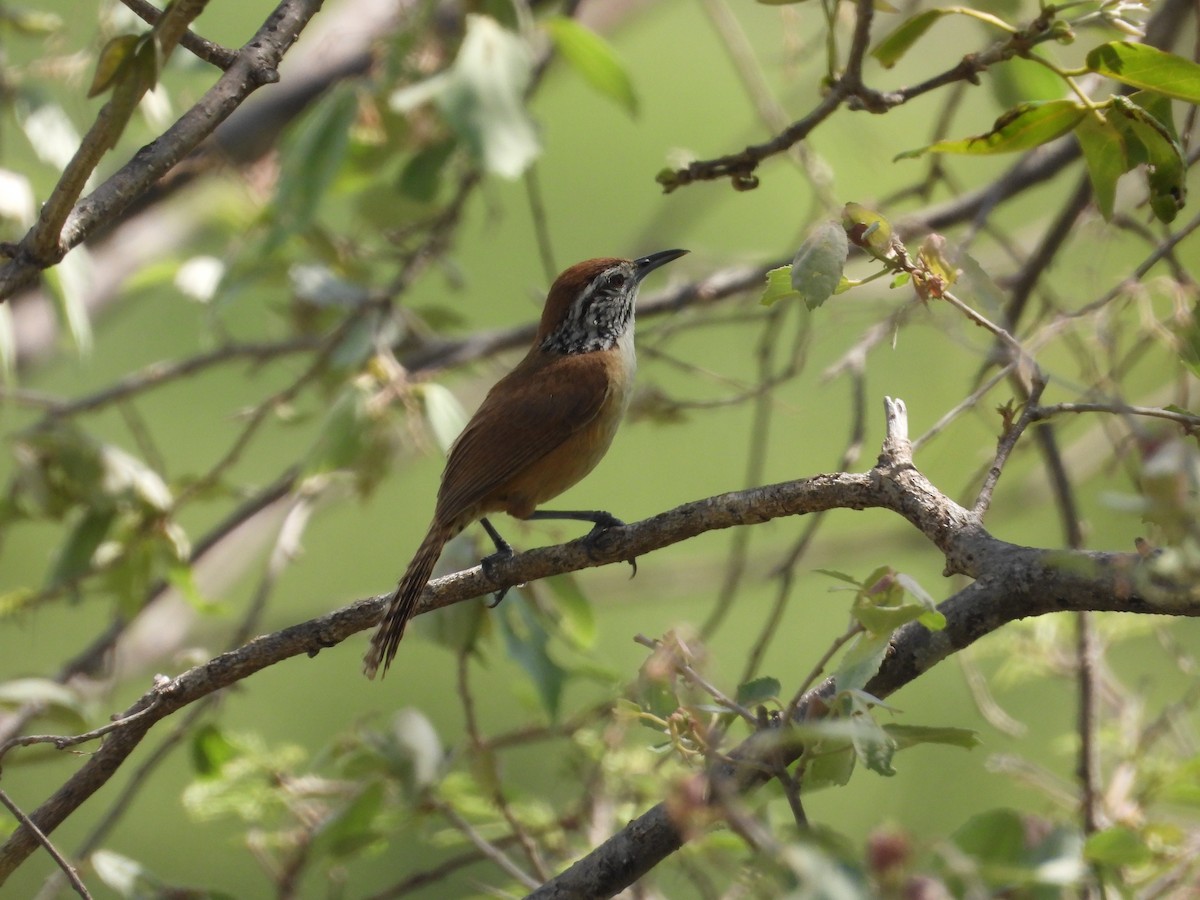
[[0, 0, 325, 301], [1, 398, 1192, 882]]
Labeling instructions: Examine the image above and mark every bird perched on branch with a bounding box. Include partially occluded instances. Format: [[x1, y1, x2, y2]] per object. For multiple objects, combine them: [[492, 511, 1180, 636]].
[[364, 249, 688, 678]]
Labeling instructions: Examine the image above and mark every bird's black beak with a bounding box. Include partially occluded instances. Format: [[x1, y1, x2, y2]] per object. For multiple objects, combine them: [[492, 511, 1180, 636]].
[[633, 249, 688, 281]]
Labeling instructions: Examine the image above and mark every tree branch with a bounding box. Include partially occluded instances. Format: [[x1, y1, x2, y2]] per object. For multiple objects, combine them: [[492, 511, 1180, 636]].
[[1, 399, 1191, 883], [0, 0, 325, 301]]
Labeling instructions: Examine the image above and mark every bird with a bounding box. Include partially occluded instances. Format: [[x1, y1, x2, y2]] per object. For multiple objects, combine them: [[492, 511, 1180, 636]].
[[364, 249, 689, 678]]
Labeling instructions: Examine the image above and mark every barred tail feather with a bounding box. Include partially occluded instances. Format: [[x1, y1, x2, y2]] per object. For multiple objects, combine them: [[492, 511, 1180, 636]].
[[363, 524, 452, 679]]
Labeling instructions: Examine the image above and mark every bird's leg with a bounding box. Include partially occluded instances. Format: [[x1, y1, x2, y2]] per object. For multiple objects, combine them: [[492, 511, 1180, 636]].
[[479, 517, 517, 607], [524, 509, 637, 579]]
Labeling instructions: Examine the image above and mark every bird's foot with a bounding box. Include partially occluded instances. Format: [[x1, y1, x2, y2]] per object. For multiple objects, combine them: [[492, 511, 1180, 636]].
[[481, 542, 516, 608], [582, 515, 638, 579]]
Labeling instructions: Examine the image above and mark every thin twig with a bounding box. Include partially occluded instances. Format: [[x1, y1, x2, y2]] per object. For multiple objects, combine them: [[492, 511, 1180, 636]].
[[973, 373, 1046, 515], [1030, 401, 1200, 432], [633, 635, 758, 726], [433, 801, 540, 891], [0, 789, 91, 899], [455, 650, 550, 881], [118, 0, 238, 68]]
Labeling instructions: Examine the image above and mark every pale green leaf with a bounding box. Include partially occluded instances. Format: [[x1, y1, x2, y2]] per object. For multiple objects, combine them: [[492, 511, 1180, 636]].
[[419, 383, 469, 455], [43, 245, 94, 357], [0, 678, 88, 733], [394, 15, 539, 179], [544, 16, 638, 116], [389, 708, 443, 789], [815, 568, 862, 586], [546, 573, 596, 650], [2, 7, 63, 34], [882, 723, 981, 750], [759, 265, 802, 307], [91, 850, 158, 898], [17, 100, 80, 170], [0, 301, 15, 385]]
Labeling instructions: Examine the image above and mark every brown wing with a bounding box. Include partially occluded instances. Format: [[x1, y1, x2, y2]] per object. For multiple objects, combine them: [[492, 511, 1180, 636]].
[[435, 352, 611, 521]]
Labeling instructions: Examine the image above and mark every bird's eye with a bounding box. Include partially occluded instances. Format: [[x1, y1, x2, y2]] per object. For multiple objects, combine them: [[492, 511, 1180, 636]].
[[602, 272, 625, 292]]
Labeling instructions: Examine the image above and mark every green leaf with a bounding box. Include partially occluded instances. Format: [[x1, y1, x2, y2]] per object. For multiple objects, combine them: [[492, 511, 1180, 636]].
[[46, 507, 116, 588], [882, 723, 980, 750], [16, 100, 80, 170], [894, 572, 946, 631], [312, 783, 385, 860], [815, 568, 862, 586], [759, 266, 803, 307], [852, 715, 896, 776], [544, 16, 638, 117], [872, 7, 1014, 67], [191, 724, 240, 778], [499, 597, 566, 719], [834, 631, 890, 693], [953, 808, 1027, 864], [0, 678, 88, 734], [398, 138, 458, 202], [385, 708, 444, 789], [91, 850, 161, 898], [1, 7, 64, 34], [392, 15, 539, 179], [1074, 115, 1126, 220], [897, 100, 1087, 158], [545, 573, 596, 649], [1086, 42, 1200, 103], [88, 33, 139, 98], [790, 222, 849, 310], [1084, 826, 1153, 867], [872, 10, 946, 67], [43, 245, 94, 357], [304, 379, 394, 495], [736, 676, 782, 706], [270, 85, 360, 245], [804, 740, 857, 790]]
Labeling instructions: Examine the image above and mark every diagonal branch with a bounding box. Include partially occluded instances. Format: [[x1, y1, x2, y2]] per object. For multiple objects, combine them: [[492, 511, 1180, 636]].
[[1, 399, 1192, 883], [0, 0, 326, 301]]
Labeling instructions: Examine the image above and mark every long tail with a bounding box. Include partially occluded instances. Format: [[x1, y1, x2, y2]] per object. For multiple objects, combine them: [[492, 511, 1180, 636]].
[[363, 523, 453, 679]]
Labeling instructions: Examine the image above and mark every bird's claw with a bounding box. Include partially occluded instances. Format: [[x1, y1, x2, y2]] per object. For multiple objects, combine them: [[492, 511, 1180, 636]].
[[481, 545, 517, 608], [582, 517, 637, 578]]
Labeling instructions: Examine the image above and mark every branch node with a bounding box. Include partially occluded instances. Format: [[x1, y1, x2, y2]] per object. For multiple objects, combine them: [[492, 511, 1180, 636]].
[[251, 66, 281, 86]]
